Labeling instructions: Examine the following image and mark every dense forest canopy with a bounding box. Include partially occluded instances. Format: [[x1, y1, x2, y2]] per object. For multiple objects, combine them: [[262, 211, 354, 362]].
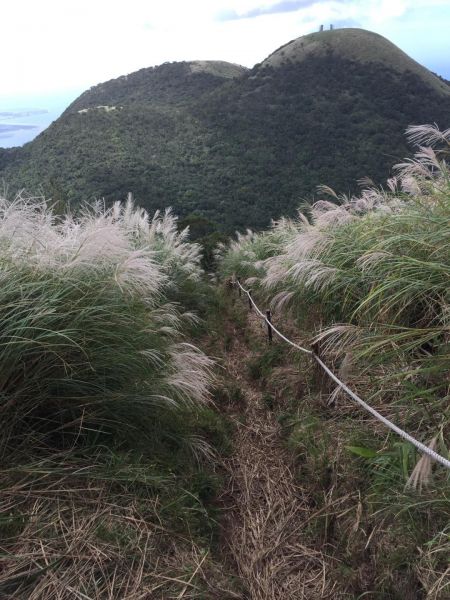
[[1, 28, 449, 232]]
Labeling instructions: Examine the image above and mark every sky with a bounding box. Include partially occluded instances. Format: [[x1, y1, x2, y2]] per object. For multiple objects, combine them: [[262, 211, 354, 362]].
[[1, 0, 449, 146]]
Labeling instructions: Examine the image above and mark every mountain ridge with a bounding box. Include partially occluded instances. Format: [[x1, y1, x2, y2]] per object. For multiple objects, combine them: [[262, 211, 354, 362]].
[[65, 60, 248, 114]]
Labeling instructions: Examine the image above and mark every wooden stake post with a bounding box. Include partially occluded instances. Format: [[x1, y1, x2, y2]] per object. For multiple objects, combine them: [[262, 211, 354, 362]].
[[311, 339, 329, 395], [266, 310, 273, 343]]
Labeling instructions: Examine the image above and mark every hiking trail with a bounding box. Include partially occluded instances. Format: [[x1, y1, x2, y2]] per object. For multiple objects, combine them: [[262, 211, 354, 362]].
[[216, 306, 337, 600]]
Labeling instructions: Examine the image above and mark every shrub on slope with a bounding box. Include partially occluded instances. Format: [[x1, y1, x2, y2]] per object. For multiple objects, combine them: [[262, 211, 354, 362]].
[[0, 195, 210, 454], [0, 197, 233, 598], [219, 124, 450, 598]]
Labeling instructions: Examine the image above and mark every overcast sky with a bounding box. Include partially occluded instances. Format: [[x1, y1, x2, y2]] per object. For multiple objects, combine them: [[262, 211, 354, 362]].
[[1, 0, 450, 99]]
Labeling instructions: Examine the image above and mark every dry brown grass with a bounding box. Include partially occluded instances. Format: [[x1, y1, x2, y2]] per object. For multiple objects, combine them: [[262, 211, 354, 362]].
[[0, 466, 239, 599], [217, 311, 345, 599], [220, 295, 450, 600]]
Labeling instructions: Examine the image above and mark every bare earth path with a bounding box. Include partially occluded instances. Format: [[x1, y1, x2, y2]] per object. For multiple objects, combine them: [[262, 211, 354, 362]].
[[218, 310, 337, 600]]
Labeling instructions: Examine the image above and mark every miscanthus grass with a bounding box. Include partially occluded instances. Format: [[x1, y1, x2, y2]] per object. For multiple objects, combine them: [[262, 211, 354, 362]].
[[0, 195, 211, 454], [0, 197, 233, 598], [221, 124, 449, 447], [220, 124, 450, 598]]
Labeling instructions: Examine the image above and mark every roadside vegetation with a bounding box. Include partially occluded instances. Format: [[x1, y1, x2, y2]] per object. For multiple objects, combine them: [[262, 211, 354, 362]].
[[0, 196, 236, 598], [1, 123, 448, 599], [219, 124, 450, 598]]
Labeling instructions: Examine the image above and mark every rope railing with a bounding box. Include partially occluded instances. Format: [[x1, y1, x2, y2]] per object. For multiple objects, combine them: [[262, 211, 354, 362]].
[[234, 279, 450, 471]]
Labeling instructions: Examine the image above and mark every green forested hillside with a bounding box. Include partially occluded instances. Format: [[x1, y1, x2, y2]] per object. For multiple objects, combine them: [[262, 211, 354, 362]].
[[1, 28, 449, 230]]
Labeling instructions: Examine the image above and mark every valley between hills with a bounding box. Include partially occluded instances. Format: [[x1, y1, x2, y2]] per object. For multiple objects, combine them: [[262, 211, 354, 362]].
[[1, 28, 449, 232]]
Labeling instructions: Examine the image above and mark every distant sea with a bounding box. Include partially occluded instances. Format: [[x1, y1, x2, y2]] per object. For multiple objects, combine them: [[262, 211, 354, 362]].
[[0, 90, 82, 148]]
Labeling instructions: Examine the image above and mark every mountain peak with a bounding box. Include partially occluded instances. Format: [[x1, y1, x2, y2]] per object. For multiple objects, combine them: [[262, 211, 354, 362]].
[[65, 60, 247, 114], [262, 28, 450, 95], [2, 30, 450, 231]]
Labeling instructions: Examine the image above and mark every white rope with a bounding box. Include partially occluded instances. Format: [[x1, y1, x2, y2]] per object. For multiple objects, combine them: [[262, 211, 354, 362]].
[[234, 279, 450, 470], [245, 286, 312, 354]]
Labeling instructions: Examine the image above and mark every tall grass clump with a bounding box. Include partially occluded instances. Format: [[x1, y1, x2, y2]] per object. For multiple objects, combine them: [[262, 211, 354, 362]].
[[0, 196, 234, 598], [221, 124, 450, 598], [0, 195, 210, 454], [217, 217, 299, 284]]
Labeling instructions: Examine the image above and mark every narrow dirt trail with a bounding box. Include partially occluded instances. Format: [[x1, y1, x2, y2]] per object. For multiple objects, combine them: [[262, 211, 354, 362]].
[[218, 309, 335, 600]]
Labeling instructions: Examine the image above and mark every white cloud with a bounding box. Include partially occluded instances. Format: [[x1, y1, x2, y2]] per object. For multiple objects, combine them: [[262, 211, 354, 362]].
[[1, 0, 448, 96]]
